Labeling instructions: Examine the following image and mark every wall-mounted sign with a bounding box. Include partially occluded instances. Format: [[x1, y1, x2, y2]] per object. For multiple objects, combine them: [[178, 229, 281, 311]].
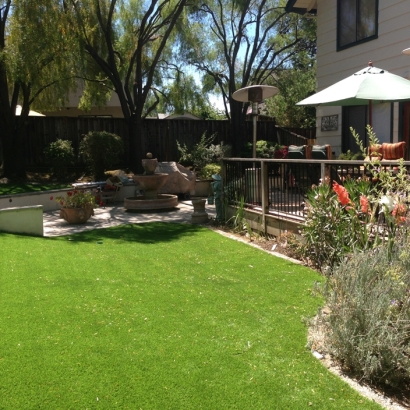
[[321, 115, 338, 131]]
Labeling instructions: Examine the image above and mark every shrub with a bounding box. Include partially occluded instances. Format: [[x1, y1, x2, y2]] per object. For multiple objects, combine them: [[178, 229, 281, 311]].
[[242, 140, 285, 158], [337, 150, 363, 160], [315, 230, 410, 388], [299, 179, 377, 271], [44, 139, 75, 179], [299, 126, 410, 272], [199, 163, 221, 180], [177, 132, 230, 174], [79, 131, 124, 178]]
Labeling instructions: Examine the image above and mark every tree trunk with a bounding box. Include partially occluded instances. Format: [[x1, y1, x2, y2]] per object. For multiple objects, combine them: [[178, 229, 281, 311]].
[[127, 115, 143, 174]]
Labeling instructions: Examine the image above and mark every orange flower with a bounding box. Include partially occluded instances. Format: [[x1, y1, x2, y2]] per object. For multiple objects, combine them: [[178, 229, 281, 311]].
[[333, 182, 351, 206], [392, 203, 406, 217], [360, 195, 369, 213]]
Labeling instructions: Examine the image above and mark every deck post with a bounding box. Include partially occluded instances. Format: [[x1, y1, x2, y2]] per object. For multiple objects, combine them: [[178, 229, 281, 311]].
[[261, 160, 268, 235]]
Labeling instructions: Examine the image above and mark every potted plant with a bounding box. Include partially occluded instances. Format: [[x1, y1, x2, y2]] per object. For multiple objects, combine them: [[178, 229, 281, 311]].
[[56, 189, 98, 224], [177, 132, 230, 197]]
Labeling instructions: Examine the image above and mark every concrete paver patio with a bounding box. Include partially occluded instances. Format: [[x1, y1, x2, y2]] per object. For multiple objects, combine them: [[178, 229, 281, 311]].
[[43, 200, 216, 236]]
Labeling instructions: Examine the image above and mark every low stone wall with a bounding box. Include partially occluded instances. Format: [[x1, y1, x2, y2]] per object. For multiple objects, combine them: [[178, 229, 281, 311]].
[[225, 205, 302, 237], [0, 205, 43, 236], [0, 189, 69, 211], [0, 184, 140, 212]]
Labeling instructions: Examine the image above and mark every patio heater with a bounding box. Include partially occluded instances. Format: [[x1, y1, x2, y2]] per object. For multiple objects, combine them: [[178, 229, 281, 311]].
[[232, 85, 279, 205], [232, 85, 279, 158]]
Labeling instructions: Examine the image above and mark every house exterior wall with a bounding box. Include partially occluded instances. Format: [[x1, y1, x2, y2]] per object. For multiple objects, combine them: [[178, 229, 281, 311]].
[[42, 82, 125, 118], [313, 0, 410, 156]]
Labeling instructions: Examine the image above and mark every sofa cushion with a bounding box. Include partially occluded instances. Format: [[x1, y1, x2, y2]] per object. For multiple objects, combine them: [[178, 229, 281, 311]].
[[311, 145, 329, 160], [287, 145, 306, 159], [382, 142, 405, 160]]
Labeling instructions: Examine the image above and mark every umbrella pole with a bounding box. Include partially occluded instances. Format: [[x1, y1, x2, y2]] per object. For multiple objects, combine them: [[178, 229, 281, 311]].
[[369, 100, 373, 128]]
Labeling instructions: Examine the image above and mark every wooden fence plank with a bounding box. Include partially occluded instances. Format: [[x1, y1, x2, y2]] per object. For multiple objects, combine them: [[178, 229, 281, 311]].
[[22, 117, 313, 170]]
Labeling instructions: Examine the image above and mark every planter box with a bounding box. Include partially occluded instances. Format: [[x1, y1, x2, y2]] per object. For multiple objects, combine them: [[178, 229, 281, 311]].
[[193, 180, 212, 197]]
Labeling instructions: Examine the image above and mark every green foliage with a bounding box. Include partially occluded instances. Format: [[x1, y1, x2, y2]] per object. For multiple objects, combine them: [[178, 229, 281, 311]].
[[44, 139, 76, 178], [299, 127, 410, 271], [153, 73, 216, 118], [351, 124, 380, 157], [183, 0, 317, 126], [264, 64, 317, 128], [199, 163, 221, 180], [316, 231, 410, 388], [177, 132, 230, 173], [55, 189, 97, 209], [79, 131, 124, 178], [226, 196, 253, 237], [337, 150, 364, 160], [242, 140, 285, 158]]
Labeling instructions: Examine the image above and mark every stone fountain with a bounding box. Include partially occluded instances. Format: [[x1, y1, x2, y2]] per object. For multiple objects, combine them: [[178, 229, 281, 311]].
[[124, 154, 178, 211]]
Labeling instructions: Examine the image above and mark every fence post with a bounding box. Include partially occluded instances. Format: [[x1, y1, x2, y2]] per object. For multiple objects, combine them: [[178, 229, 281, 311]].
[[261, 160, 268, 235]]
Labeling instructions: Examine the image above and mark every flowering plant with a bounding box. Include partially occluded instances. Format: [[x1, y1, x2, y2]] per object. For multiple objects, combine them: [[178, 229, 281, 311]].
[[300, 174, 409, 272], [55, 189, 97, 209]]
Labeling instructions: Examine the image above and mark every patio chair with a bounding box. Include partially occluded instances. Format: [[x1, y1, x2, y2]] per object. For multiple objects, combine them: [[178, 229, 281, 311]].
[[285, 145, 307, 190]]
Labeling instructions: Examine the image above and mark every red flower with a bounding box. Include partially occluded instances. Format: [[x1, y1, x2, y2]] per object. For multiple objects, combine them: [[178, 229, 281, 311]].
[[333, 182, 351, 206], [67, 191, 73, 196], [50, 196, 53, 200], [360, 195, 369, 214]]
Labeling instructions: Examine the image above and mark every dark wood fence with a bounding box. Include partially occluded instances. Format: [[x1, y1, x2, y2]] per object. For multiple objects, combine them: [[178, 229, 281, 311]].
[[23, 117, 315, 170]]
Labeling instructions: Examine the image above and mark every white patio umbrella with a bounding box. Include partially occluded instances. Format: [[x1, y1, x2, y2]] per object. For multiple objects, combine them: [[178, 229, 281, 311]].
[[15, 105, 45, 116], [296, 61, 410, 126]]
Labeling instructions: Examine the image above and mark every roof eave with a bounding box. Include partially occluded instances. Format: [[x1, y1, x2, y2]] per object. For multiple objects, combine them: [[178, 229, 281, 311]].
[[285, 0, 317, 15]]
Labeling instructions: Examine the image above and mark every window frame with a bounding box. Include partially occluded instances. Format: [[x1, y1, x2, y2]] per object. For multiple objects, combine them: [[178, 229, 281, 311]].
[[337, 0, 378, 51]]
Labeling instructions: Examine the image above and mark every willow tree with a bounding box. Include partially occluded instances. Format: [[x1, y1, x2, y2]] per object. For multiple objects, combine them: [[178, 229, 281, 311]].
[[0, 0, 76, 177], [183, 0, 316, 154], [67, 0, 190, 170]]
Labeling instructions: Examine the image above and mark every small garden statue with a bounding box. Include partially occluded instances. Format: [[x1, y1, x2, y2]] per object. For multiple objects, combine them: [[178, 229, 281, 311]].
[[211, 174, 223, 221]]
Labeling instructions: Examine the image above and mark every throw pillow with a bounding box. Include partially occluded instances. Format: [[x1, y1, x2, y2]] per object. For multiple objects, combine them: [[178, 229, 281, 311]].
[[382, 142, 405, 160]]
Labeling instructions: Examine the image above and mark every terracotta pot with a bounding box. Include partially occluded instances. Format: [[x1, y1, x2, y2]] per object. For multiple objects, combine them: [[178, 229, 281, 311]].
[[59, 206, 94, 224]]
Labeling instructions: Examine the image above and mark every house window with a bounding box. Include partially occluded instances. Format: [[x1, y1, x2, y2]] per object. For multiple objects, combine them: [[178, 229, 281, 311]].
[[337, 0, 378, 50]]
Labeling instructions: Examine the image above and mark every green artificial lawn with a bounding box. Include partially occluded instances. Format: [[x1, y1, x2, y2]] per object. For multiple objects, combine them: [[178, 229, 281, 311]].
[[0, 182, 71, 196], [0, 223, 382, 409]]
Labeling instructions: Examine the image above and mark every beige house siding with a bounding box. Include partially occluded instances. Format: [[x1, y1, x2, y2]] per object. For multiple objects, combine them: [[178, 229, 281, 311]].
[[313, 0, 410, 155], [42, 81, 125, 118]]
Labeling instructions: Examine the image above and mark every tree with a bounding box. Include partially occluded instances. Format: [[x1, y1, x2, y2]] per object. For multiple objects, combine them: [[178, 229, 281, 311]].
[[183, 0, 316, 154], [0, 0, 76, 177], [67, 0, 190, 171], [264, 63, 316, 128], [2, 0, 76, 176], [153, 73, 211, 116]]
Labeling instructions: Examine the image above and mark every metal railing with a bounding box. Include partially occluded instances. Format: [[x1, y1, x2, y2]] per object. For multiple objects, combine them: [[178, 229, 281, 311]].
[[223, 158, 410, 223]]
